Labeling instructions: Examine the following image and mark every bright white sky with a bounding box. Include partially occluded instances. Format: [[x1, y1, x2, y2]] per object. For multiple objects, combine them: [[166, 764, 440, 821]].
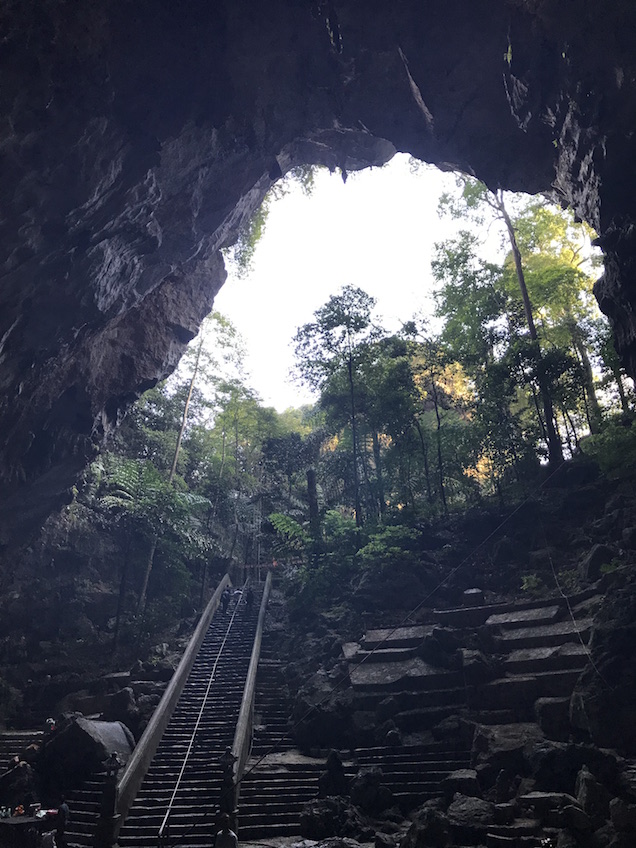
[[214, 154, 466, 411]]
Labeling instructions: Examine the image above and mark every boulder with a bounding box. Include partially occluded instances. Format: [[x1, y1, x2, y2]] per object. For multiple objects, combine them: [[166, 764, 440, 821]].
[[578, 544, 614, 582], [41, 717, 134, 793], [527, 742, 620, 795], [472, 723, 545, 775], [102, 686, 140, 735], [564, 804, 593, 832], [461, 649, 497, 685], [299, 797, 372, 841], [555, 830, 580, 848], [569, 576, 636, 755], [535, 697, 571, 742], [518, 790, 579, 827], [293, 672, 355, 752], [418, 629, 461, 670], [400, 801, 450, 848], [375, 833, 397, 848], [442, 769, 481, 802], [446, 793, 495, 842], [610, 797, 636, 832], [350, 767, 394, 814]]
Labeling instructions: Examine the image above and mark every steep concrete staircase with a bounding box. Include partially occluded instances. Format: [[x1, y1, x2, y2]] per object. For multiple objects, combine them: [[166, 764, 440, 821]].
[[116, 590, 262, 848]]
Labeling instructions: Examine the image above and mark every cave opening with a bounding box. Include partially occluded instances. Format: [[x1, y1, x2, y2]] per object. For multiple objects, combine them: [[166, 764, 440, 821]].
[[0, 6, 636, 827]]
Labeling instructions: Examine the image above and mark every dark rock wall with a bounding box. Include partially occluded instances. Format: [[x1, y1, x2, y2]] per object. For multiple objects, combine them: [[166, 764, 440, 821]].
[[1, 0, 636, 535]]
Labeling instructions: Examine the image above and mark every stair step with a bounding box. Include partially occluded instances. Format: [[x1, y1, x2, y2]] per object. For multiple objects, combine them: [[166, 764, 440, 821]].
[[497, 620, 591, 649]]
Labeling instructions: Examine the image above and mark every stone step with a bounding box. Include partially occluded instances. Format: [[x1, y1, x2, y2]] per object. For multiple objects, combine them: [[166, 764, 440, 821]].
[[354, 743, 471, 759], [486, 606, 561, 628], [353, 686, 468, 711], [347, 645, 421, 663], [66, 833, 95, 847], [238, 821, 301, 839], [238, 788, 316, 802], [503, 643, 589, 674], [471, 669, 583, 712], [237, 803, 306, 817], [350, 658, 462, 691], [496, 619, 592, 649], [393, 790, 445, 810], [395, 704, 465, 731], [433, 588, 598, 628], [489, 818, 541, 836], [362, 625, 433, 651], [237, 779, 318, 793], [355, 759, 467, 775]]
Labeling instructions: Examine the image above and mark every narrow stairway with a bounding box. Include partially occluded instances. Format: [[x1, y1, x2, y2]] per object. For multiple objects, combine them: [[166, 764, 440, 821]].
[[343, 588, 600, 847], [0, 730, 43, 766], [117, 587, 262, 848], [237, 633, 334, 840]]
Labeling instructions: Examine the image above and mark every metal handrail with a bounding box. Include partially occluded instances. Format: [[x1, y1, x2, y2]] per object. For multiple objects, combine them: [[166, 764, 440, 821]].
[[231, 570, 272, 816], [157, 582, 247, 841], [114, 574, 231, 836]]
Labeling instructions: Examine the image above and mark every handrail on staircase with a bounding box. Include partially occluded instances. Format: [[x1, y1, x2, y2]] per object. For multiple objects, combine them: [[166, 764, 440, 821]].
[[108, 573, 232, 843], [157, 579, 248, 843], [231, 569, 273, 830]]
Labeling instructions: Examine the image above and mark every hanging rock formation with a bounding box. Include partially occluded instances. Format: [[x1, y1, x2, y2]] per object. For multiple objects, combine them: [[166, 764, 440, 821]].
[[1, 0, 636, 538]]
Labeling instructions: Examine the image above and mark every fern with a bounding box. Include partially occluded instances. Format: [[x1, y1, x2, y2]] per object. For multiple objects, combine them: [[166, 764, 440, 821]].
[[269, 512, 310, 552]]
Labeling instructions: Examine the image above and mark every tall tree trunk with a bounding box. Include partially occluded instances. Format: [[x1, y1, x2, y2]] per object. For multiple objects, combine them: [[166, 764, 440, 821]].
[[138, 336, 204, 615], [529, 381, 548, 446], [307, 467, 321, 540], [372, 430, 386, 516], [430, 376, 448, 516], [615, 370, 630, 413], [211, 429, 227, 522], [569, 322, 602, 434], [414, 419, 434, 505], [496, 192, 563, 466], [347, 352, 363, 526], [564, 408, 580, 451], [360, 429, 377, 520]]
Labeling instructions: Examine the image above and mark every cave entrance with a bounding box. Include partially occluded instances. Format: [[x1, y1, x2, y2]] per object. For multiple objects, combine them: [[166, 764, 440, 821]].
[[215, 154, 458, 411]]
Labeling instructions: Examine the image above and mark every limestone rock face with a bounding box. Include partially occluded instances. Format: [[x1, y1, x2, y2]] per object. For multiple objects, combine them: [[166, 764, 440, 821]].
[[1, 1, 636, 536], [570, 569, 636, 754]]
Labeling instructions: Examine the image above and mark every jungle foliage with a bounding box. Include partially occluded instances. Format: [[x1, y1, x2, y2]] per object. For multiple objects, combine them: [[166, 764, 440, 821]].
[[71, 181, 635, 632]]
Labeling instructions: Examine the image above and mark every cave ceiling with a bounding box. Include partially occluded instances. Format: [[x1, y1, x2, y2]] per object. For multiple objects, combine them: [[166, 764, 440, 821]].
[[0, 0, 635, 540]]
